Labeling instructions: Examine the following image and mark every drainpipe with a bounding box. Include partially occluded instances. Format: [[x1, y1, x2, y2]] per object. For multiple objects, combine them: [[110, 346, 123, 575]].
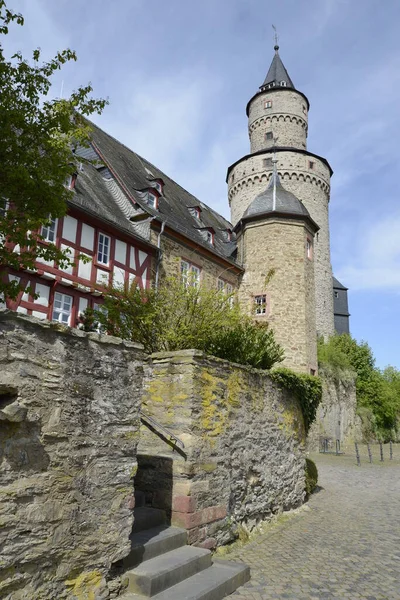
[[155, 221, 165, 290]]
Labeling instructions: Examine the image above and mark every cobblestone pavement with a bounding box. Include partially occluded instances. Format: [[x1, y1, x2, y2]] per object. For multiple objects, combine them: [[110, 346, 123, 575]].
[[228, 448, 400, 600]]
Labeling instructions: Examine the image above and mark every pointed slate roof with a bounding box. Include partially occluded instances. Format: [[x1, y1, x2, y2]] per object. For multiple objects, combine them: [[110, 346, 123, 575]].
[[260, 45, 295, 90], [242, 171, 311, 220]]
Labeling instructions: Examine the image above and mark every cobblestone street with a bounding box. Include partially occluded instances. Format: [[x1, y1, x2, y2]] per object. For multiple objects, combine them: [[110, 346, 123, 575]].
[[228, 448, 400, 600]]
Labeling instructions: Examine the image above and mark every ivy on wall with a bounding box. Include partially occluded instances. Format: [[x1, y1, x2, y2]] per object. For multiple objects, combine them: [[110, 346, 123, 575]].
[[270, 368, 323, 434]]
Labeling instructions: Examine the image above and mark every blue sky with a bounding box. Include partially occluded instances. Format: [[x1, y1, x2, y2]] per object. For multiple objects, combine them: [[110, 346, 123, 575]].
[[5, 0, 400, 369]]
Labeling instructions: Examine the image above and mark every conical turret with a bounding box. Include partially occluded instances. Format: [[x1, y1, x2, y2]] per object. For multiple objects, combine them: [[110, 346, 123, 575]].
[[260, 45, 295, 91]]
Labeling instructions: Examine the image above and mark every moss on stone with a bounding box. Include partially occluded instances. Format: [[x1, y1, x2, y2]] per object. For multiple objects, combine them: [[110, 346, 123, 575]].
[[65, 570, 104, 600]]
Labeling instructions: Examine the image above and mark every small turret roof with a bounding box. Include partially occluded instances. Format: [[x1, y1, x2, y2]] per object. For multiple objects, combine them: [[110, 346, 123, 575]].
[[242, 171, 311, 220], [261, 45, 295, 90]]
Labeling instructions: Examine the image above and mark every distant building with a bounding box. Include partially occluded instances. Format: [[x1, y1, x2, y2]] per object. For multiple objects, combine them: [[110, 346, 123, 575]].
[[333, 277, 350, 334], [3, 44, 349, 373]]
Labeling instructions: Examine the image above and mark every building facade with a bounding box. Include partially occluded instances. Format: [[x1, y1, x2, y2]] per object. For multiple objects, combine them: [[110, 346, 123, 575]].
[[2, 45, 346, 373]]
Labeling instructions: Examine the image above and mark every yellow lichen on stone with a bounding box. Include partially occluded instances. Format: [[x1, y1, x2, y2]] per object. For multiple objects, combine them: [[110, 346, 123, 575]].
[[198, 370, 228, 443], [65, 570, 104, 600], [279, 403, 306, 443]]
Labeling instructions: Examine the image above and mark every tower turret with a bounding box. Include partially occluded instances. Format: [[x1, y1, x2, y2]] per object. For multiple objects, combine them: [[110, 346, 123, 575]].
[[247, 45, 309, 153], [229, 43, 335, 340]]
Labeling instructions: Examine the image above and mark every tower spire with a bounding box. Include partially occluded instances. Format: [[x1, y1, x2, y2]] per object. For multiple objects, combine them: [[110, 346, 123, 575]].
[[260, 34, 294, 91]]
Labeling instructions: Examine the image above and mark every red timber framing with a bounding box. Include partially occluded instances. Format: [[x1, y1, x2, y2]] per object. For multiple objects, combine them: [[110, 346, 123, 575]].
[[4, 207, 155, 328]]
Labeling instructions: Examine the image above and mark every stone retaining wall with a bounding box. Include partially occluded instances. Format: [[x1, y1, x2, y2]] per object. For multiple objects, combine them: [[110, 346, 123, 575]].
[[307, 368, 361, 451], [137, 350, 307, 549], [0, 311, 144, 600]]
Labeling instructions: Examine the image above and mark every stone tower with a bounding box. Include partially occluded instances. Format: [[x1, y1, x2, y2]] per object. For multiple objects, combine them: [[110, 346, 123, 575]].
[[228, 44, 335, 338], [235, 170, 318, 373]]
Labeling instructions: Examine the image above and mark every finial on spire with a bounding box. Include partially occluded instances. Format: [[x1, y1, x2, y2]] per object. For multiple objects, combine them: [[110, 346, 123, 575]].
[[272, 24, 279, 52]]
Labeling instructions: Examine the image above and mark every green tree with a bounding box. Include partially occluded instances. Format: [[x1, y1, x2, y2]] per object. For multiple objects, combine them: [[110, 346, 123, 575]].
[[0, 1, 107, 302], [93, 276, 285, 370]]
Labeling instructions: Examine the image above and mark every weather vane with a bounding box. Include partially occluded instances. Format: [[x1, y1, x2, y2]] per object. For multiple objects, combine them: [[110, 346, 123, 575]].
[[272, 24, 279, 49]]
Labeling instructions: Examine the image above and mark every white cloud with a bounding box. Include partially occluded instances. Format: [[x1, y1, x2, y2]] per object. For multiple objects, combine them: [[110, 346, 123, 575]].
[[337, 214, 400, 291]]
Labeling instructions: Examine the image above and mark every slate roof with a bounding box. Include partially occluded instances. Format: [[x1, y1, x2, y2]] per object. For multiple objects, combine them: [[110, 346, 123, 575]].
[[239, 172, 317, 230], [72, 121, 239, 266], [333, 276, 348, 291], [261, 46, 295, 90]]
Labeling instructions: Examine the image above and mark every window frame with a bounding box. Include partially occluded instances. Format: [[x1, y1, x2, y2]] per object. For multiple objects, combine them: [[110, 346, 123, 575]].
[[52, 292, 73, 325], [306, 237, 313, 260], [147, 191, 158, 209], [97, 232, 111, 265], [41, 217, 58, 243], [181, 259, 201, 288], [254, 294, 268, 316]]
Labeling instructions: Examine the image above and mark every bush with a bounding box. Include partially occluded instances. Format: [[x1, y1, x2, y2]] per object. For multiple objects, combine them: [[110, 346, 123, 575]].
[[305, 457, 318, 497], [270, 368, 323, 434], [93, 276, 285, 370]]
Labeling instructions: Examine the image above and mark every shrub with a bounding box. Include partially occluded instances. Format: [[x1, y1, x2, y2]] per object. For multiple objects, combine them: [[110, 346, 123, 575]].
[[270, 368, 323, 434], [93, 276, 284, 370], [305, 457, 318, 497]]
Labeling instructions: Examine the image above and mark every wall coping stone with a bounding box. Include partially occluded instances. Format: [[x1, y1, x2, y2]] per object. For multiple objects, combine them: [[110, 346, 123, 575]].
[[0, 309, 144, 350]]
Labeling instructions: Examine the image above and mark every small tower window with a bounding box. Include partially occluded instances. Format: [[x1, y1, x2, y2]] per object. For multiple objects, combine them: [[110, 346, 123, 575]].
[[265, 132, 273, 141], [334, 291, 339, 298], [263, 158, 272, 168], [264, 100, 272, 109], [309, 161, 315, 170], [302, 105, 307, 114], [306, 238, 313, 260], [280, 81, 287, 87], [254, 294, 267, 315]]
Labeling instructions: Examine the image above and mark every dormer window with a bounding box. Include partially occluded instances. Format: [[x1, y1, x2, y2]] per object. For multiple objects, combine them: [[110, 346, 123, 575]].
[[189, 206, 202, 221], [152, 179, 164, 194], [206, 230, 214, 245], [226, 229, 232, 242], [280, 81, 287, 87], [147, 191, 158, 209]]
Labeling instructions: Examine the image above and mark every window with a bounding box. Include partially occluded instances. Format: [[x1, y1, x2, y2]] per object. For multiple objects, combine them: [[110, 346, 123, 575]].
[[97, 233, 110, 265], [309, 161, 315, 170], [206, 230, 214, 245], [265, 132, 273, 141], [218, 279, 225, 292], [189, 206, 201, 220], [264, 100, 272, 109], [41, 217, 57, 243], [153, 181, 163, 194], [0, 199, 8, 217], [263, 158, 272, 168], [280, 81, 287, 87], [302, 105, 307, 114], [310, 368, 316, 376], [52, 292, 73, 325], [255, 295, 267, 315], [334, 291, 339, 298], [147, 192, 158, 209], [306, 238, 313, 260], [181, 260, 201, 288]]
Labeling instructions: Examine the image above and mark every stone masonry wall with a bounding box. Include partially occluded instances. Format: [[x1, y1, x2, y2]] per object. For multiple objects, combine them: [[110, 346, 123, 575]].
[[0, 311, 144, 600], [228, 155, 334, 339], [237, 217, 317, 373], [137, 350, 306, 549], [307, 368, 360, 451], [248, 89, 308, 152], [151, 231, 239, 290]]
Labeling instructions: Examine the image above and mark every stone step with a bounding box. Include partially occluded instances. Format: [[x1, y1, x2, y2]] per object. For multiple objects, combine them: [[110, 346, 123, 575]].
[[134, 490, 146, 508], [120, 559, 250, 600], [123, 525, 187, 569], [132, 507, 166, 534], [122, 546, 212, 596]]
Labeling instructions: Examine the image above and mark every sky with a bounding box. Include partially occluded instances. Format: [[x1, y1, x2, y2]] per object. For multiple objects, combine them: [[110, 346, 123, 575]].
[[4, 0, 400, 369]]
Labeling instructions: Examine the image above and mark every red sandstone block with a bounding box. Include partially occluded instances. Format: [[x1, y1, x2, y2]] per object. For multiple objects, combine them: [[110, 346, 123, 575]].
[[196, 537, 217, 550], [172, 495, 197, 513], [187, 526, 207, 544], [126, 495, 135, 510], [171, 505, 227, 529]]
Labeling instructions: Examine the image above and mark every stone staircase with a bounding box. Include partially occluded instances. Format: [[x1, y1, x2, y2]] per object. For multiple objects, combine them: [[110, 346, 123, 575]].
[[118, 494, 250, 600]]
